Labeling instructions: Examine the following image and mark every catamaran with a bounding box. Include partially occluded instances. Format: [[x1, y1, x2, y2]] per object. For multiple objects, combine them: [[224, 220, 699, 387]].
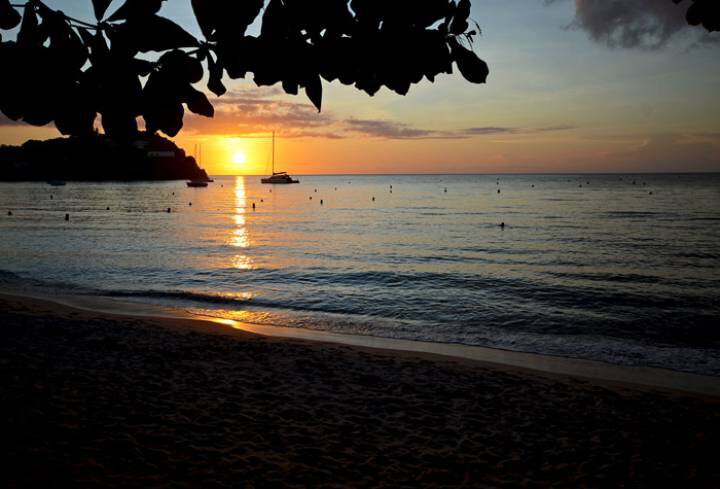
[[187, 142, 211, 187], [262, 131, 299, 184]]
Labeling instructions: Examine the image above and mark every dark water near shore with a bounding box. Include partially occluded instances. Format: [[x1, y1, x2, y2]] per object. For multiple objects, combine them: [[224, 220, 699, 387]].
[[1, 174, 719, 374]]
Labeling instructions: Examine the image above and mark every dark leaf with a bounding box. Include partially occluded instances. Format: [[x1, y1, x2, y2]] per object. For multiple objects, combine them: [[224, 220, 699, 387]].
[[414, 0, 453, 29], [183, 87, 214, 118], [318, 36, 357, 85], [88, 61, 144, 119], [133, 59, 155, 77], [142, 53, 204, 135], [186, 56, 204, 84], [687, 3, 702, 25], [158, 50, 203, 84], [17, 5, 44, 48], [687, 1, 720, 32], [144, 62, 178, 99], [222, 36, 260, 79], [252, 41, 284, 87], [55, 84, 96, 136], [44, 11, 88, 71], [137, 16, 198, 52], [0, 0, 21, 30], [350, 0, 383, 29], [107, 0, 164, 22], [207, 53, 226, 96], [143, 101, 184, 137], [1, 43, 79, 127], [449, 0, 471, 35], [19, 68, 61, 126], [101, 109, 138, 139], [282, 79, 299, 96], [0, 43, 26, 121], [192, 0, 263, 40], [92, 0, 114, 21], [304, 74, 323, 112], [356, 75, 382, 97], [450, 39, 488, 84], [81, 29, 110, 65], [22, 108, 55, 126], [190, 0, 214, 38], [78, 27, 93, 46], [261, 0, 291, 39], [280, 0, 354, 37], [113, 16, 199, 53]]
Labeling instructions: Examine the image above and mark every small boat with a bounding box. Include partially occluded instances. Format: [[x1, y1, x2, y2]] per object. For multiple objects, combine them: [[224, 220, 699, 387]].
[[261, 131, 299, 184], [47, 180, 66, 186], [188, 144, 212, 186], [262, 172, 299, 184]]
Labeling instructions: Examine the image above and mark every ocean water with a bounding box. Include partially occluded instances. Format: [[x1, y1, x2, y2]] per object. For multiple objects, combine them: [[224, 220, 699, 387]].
[[1, 174, 719, 375]]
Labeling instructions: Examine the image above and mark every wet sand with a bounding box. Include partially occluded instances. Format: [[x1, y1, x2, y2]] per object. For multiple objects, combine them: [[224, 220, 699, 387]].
[[1, 293, 718, 488]]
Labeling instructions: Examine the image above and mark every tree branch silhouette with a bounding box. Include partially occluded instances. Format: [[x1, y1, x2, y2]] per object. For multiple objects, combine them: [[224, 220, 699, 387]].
[[0, 0, 487, 140], [674, 0, 720, 32], [0, 0, 716, 142]]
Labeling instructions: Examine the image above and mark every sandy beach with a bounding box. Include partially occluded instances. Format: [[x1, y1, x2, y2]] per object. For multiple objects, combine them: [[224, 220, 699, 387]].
[[1, 293, 718, 488]]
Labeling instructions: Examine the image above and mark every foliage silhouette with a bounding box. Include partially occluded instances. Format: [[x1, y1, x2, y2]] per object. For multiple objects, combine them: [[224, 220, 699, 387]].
[[675, 0, 720, 32], [0, 0, 716, 141], [0, 0, 487, 139]]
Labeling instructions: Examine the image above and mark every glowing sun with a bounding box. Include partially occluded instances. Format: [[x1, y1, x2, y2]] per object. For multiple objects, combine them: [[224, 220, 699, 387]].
[[232, 151, 247, 166]]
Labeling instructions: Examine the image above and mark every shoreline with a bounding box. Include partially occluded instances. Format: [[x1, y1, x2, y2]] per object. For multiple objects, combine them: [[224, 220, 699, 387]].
[[3, 288, 719, 397], [2, 292, 719, 487]]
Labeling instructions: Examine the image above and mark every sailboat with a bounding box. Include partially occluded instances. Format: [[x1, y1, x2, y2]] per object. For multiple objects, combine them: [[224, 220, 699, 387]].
[[187, 142, 210, 187], [261, 131, 299, 184]]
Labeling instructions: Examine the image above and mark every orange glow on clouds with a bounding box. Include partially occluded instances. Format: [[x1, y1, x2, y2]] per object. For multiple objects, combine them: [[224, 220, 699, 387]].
[[173, 129, 720, 176]]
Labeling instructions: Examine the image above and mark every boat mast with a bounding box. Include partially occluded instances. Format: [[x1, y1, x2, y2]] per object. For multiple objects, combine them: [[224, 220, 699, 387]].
[[272, 131, 275, 174]]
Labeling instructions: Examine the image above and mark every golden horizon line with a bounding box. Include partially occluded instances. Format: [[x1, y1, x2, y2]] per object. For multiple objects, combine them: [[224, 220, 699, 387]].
[[208, 171, 720, 176]]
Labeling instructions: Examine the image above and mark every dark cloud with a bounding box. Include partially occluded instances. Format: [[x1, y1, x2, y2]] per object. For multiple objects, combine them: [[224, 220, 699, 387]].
[[220, 86, 286, 99], [185, 89, 450, 139], [462, 125, 576, 136], [547, 0, 719, 49], [343, 119, 451, 139], [534, 125, 577, 132], [185, 89, 575, 140], [186, 90, 337, 138], [683, 131, 720, 142], [462, 127, 518, 136], [344, 121, 575, 139]]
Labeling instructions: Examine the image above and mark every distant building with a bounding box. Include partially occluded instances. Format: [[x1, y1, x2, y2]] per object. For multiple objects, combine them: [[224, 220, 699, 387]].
[[147, 151, 175, 158]]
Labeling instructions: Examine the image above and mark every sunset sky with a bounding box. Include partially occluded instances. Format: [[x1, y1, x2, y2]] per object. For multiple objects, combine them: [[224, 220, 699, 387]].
[[1, 0, 719, 175]]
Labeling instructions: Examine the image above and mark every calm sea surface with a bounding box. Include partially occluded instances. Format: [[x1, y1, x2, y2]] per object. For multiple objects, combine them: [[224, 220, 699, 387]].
[[1, 174, 719, 374]]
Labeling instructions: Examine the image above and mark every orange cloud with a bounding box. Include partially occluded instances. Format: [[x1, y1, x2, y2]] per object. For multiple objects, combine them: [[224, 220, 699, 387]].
[[182, 88, 577, 142]]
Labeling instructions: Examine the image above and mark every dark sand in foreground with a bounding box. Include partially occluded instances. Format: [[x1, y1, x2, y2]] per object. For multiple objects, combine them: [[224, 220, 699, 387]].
[[1, 294, 718, 488]]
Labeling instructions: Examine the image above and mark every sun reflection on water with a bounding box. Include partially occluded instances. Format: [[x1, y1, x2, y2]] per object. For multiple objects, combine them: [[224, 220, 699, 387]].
[[194, 307, 276, 330], [230, 177, 254, 269], [212, 318, 242, 329], [231, 176, 250, 249]]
